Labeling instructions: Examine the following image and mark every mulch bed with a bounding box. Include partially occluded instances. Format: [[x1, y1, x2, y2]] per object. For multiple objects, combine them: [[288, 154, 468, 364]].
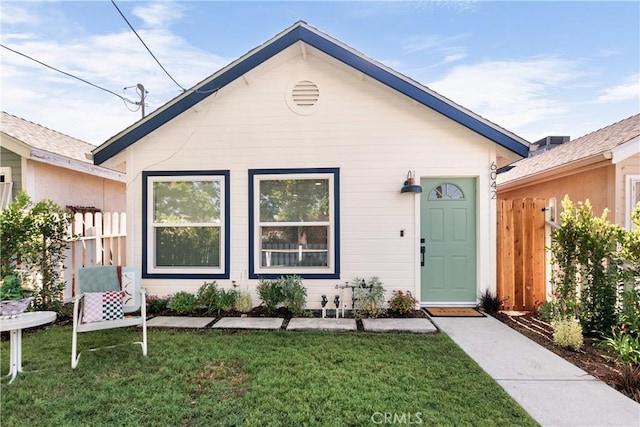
[[492, 311, 639, 403]]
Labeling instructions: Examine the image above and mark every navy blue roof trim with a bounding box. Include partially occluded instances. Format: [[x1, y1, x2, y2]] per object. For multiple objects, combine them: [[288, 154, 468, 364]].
[[95, 25, 527, 164]]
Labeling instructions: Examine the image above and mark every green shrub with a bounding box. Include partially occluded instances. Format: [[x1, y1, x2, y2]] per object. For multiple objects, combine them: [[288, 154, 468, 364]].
[[598, 328, 640, 365], [537, 300, 554, 322], [389, 290, 417, 315], [279, 275, 307, 316], [256, 275, 307, 316], [0, 191, 73, 312], [548, 197, 640, 338], [352, 276, 386, 318], [236, 291, 253, 313], [146, 295, 170, 314], [196, 281, 238, 315], [552, 317, 584, 351], [618, 287, 640, 335], [256, 278, 284, 315], [168, 291, 197, 315]]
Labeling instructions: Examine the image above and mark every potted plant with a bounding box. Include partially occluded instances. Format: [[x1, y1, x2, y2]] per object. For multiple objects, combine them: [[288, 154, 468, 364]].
[[0, 274, 35, 319]]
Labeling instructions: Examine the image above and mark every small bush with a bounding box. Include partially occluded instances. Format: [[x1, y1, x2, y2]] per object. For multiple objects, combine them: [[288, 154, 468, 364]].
[[146, 295, 170, 314], [389, 290, 417, 315], [236, 291, 253, 313], [168, 291, 197, 315], [552, 317, 584, 351], [609, 363, 640, 402], [279, 275, 307, 316], [256, 275, 307, 316], [256, 278, 285, 315], [537, 300, 554, 322], [598, 328, 640, 365], [196, 281, 238, 315], [352, 276, 386, 318], [478, 289, 503, 314]]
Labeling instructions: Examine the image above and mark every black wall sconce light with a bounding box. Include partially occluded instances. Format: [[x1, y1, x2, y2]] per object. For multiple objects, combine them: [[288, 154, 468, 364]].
[[400, 170, 422, 194]]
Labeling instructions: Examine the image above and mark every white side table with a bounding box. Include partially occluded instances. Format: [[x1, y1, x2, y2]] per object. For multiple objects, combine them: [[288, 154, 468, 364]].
[[1, 311, 56, 383]]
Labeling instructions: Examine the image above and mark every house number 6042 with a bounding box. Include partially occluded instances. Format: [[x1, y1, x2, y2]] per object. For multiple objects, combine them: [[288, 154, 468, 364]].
[[490, 161, 497, 199]]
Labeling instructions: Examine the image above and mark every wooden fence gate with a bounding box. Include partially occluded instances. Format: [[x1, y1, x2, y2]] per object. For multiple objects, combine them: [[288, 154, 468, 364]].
[[497, 198, 546, 311], [62, 212, 127, 300]]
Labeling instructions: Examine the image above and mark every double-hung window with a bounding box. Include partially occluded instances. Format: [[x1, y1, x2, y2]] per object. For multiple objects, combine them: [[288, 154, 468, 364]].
[[249, 168, 340, 279], [143, 171, 230, 278]]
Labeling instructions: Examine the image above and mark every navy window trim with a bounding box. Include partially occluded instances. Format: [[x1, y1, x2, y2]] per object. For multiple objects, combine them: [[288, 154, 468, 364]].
[[142, 170, 230, 279], [249, 167, 340, 280]]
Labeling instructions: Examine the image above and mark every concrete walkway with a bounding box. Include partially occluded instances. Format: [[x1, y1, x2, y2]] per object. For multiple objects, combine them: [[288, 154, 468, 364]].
[[433, 315, 640, 427]]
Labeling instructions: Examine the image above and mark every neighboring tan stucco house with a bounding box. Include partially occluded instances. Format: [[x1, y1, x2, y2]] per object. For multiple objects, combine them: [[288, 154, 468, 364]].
[[92, 22, 529, 308], [0, 111, 126, 212], [498, 114, 640, 230]]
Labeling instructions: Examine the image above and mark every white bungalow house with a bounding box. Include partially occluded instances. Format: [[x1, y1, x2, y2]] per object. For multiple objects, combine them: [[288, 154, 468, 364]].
[[92, 22, 529, 308]]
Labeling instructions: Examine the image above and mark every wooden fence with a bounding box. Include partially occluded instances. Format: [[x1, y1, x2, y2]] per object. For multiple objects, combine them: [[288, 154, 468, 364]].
[[62, 212, 127, 299], [497, 198, 546, 311]]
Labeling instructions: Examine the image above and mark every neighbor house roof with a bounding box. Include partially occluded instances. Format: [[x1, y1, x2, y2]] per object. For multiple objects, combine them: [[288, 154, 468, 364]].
[[1, 111, 124, 181], [93, 21, 530, 164], [498, 114, 640, 186]]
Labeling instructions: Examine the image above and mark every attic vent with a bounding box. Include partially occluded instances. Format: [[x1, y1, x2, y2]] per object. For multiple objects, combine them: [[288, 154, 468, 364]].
[[292, 81, 319, 106], [286, 80, 321, 115]]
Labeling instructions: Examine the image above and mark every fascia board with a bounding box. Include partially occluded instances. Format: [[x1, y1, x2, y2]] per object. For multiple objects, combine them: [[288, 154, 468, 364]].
[[30, 148, 125, 182], [611, 135, 640, 164], [94, 22, 529, 164], [497, 152, 612, 192], [1, 133, 32, 158]]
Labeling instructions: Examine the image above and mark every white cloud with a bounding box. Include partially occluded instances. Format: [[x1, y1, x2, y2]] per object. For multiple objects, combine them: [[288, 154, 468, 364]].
[[1, 3, 228, 144], [0, 4, 40, 26], [428, 57, 579, 131], [131, 1, 185, 29], [595, 74, 640, 103]]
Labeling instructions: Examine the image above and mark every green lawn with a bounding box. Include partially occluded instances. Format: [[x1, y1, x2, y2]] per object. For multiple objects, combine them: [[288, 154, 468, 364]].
[[1, 325, 538, 426]]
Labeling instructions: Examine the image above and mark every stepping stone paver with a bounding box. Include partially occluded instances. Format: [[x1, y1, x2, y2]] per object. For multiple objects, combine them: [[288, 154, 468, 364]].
[[361, 318, 437, 333], [287, 317, 357, 332], [212, 317, 284, 330], [147, 316, 216, 328]]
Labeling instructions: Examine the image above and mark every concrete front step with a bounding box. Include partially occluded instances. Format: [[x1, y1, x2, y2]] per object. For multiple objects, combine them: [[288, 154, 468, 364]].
[[146, 316, 216, 328], [212, 317, 285, 330], [147, 316, 438, 333], [287, 317, 357, 332]]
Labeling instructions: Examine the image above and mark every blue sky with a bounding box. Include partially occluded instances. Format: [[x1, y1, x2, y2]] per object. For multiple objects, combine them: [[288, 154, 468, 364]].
[[1, 1, 638, 145]]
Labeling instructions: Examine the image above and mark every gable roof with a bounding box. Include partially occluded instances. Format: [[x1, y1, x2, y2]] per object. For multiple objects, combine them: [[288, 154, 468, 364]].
[[93, 21, 529, 164], [1, 111, 125, 181], [2, 111, 95, 162], [498, 114, 640, 185]]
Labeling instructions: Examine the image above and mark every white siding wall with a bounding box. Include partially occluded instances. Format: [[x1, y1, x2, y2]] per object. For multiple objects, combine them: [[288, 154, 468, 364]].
[[124, 46, 498, 307]]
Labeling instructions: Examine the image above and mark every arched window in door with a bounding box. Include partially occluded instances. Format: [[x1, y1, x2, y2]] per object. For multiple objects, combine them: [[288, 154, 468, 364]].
[[428, 183, 465, 200]]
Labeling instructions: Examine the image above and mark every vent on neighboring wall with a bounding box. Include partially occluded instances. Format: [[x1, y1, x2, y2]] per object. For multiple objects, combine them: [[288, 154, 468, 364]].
[[287, 80, 320, 115]]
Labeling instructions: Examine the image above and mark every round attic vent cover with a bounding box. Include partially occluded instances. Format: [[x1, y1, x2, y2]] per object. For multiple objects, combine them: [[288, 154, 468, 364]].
[[287, 80, 320, 115]]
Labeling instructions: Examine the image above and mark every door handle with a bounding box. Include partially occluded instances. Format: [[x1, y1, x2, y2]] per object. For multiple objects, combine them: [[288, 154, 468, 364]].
[[420, 238, 425, 267]]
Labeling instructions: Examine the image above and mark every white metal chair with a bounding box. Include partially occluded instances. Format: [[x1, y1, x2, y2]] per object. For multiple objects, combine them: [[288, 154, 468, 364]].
[[71, 266, 147, 369]]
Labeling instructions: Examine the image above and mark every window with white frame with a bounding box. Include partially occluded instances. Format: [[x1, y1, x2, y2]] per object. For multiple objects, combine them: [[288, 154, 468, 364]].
[[626, 175, 640, 230], [143, 171, 229, 278], [249, 168, 340, 279]]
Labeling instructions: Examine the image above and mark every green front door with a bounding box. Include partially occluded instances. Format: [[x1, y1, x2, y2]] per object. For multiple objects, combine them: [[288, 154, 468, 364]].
[[420, 178, 476, 303]]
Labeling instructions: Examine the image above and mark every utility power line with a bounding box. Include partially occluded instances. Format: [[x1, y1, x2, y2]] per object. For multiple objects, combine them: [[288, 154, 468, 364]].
[[111, 0, 187, 92], [1, 43, 138, 106]]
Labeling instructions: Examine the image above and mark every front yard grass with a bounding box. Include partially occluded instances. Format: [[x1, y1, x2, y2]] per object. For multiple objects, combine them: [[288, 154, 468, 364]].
[[1, 326, 538, 426]]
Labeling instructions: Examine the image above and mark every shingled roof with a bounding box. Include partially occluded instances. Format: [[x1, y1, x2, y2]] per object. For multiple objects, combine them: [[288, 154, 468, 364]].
[[498, 114, 640, 185], [1, 111, 95, 163]]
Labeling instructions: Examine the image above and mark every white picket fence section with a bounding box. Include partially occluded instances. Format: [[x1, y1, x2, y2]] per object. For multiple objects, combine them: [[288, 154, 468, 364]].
[[62, 212, 127, 299]]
